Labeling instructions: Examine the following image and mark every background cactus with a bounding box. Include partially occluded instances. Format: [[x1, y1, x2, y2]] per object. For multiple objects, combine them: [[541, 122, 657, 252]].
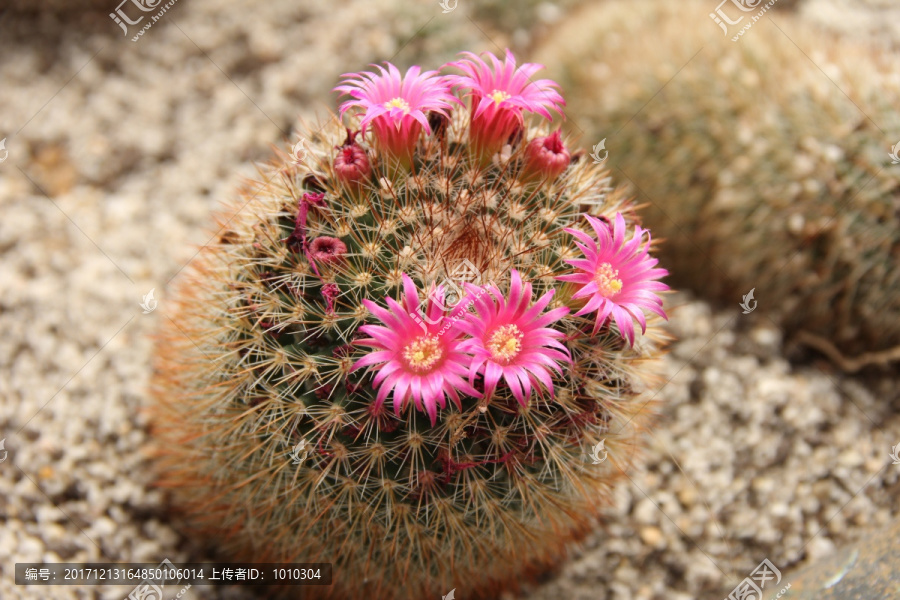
[[535, 0, 900, 360], [150, 51, 669, 599]]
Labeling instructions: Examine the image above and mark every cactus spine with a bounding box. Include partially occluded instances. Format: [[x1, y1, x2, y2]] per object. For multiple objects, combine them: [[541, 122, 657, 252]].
[[150, 51, 669, 599]]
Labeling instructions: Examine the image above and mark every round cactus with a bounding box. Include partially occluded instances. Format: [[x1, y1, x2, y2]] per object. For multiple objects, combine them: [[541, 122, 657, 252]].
[[535, 0, 900, 359], [150, 50, 670, 599]]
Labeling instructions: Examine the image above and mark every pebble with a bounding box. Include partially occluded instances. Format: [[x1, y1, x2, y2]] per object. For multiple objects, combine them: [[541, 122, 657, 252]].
[[523, 292, 900, 600]]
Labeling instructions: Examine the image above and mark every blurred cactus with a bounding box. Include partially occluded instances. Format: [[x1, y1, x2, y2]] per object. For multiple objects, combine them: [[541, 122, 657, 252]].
[[150, 51, 670, 599], [470, 0, 583, 43], [536, 0, 900, 359]]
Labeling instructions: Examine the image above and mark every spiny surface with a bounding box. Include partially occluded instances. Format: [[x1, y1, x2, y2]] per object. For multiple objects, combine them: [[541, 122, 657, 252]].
[[151, 101, 667, 599]]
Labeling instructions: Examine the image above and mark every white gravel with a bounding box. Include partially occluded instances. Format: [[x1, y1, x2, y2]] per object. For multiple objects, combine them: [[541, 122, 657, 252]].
[[519, 293, 900, 600], [1, 1, 899, 599]]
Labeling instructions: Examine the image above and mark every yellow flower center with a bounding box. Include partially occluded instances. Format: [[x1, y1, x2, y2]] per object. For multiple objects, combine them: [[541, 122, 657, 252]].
[[403, 335, 443, 372], [594, 262, 623, 297], [384, 97, 411, 113], [487, 324, 524, 364], [489, 89, 510, 105]]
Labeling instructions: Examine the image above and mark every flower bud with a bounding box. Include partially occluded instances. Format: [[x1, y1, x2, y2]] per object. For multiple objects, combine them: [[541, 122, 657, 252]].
[[334, 140, 371, 189], [523, 130, 570, 181]]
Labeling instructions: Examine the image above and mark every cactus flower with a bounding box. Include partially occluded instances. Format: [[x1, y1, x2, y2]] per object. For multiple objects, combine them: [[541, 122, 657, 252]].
[[445, 49, 565, 161], [459, 270, 570, 405], [335, 63, 457, 167], [558, 213, 669, 344], [352, 274, 479, 425]]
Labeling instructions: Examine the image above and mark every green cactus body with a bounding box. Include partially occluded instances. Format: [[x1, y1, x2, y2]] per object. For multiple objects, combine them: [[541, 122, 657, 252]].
[[151, 54, 668, 599], [537, 0, 900, 357]]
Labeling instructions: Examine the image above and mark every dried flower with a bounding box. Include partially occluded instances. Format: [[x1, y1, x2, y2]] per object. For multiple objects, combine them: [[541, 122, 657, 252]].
[[309, 236, 348, 265]]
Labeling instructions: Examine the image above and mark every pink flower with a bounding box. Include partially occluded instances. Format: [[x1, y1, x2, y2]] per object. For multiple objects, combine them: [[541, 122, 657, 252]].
[[522, 130, 570, 181], [352, 275, 479, 425], [309, 236, 347, 265], [444, 49, 565, 160], [557, 213, 669, 345], [459, 270, 570, 406], [335, 63, 457, 166]]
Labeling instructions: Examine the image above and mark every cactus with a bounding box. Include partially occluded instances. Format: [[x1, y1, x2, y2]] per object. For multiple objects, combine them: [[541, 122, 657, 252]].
[[150, 50, 670, 599], [535, 0, 900, 359]]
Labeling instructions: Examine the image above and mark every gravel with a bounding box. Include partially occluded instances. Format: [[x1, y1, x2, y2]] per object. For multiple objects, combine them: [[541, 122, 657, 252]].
[[1, 1, 899, 599], [519, 294, 900, 600]]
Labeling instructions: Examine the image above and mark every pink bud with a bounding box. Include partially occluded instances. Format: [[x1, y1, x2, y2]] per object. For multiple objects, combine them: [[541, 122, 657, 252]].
[[334, 142, 371, 189], [523, 130, 570, 181]]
